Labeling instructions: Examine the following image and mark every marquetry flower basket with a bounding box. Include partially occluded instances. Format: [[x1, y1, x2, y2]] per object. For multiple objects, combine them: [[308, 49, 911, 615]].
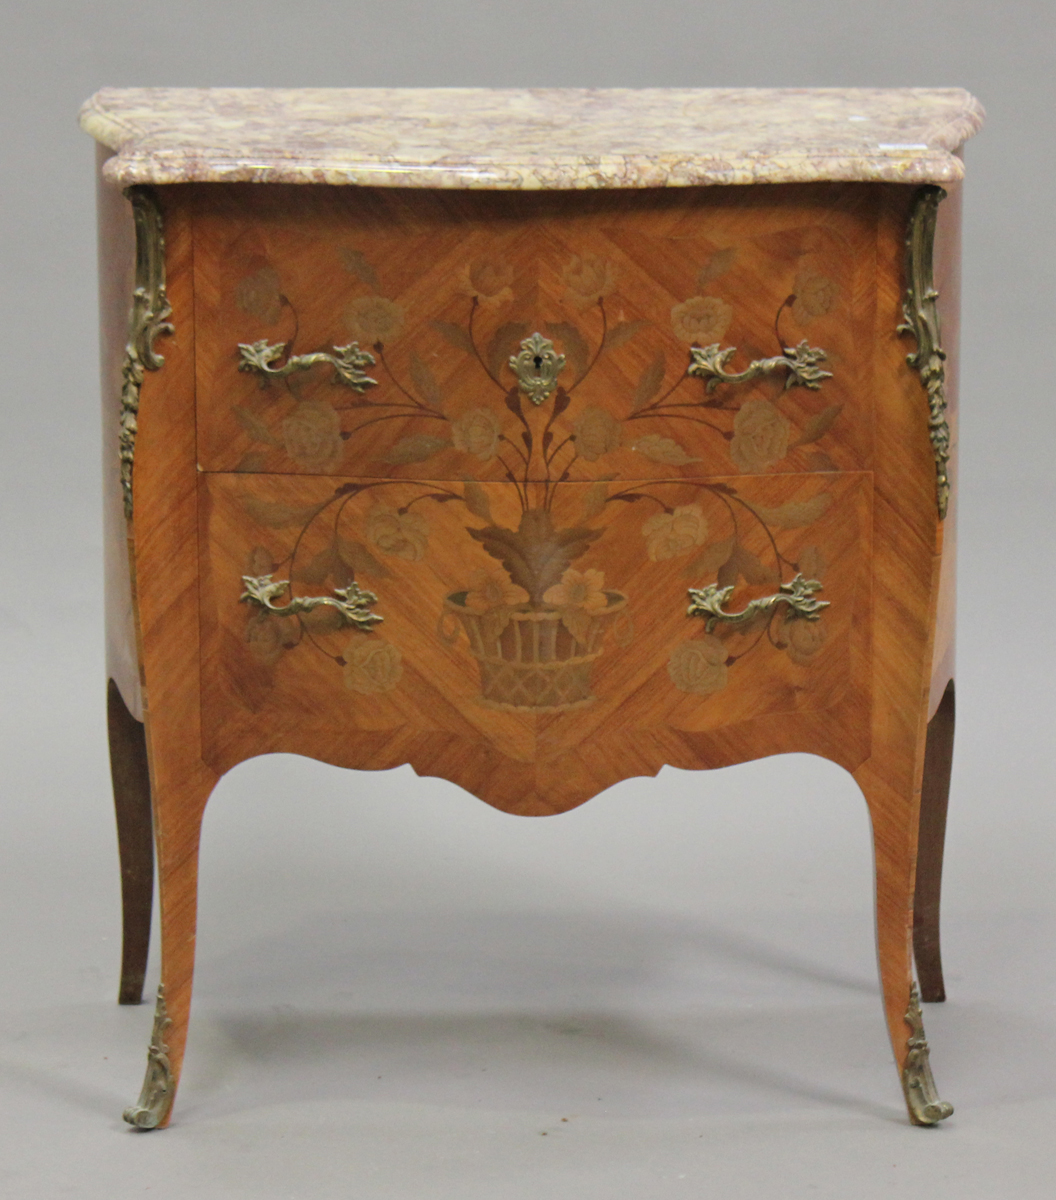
[[443, 590, 628, 712]]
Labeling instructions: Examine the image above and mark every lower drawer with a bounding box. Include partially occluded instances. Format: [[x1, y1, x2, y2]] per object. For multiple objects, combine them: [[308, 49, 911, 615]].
[[198, 470, 872, 811]]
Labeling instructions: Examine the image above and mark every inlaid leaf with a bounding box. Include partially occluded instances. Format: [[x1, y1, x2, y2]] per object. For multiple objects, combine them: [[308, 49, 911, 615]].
[[293, 545, 339, 586], [432, 320, 474, 353], [232, 405, 282, 446], [236, 451, 268, 473], [339, 247, 380, 291], [339, 538, 393, 580], [603, 319, 649, 351], [807, 450, 838, 472], [560, 607, 593, 647], [504, 387, 529, 428], [747, 493, 832, 529], [246, 545, 275, 576], [716, 552, 740, 590], [382, 434, 452, 464], [697, 247, 737, 289], [462, 480, 493, 522], [331, 553, 356, 589], [241, 496, 327, 529], [733, 543, 778, 586], [545, 321, 589, 380], [301, 607, 346, 634], [235, 266, 283, 324], [408, 352, 444, 410], [581, 479, 610, 520], [487, 321, 529, 381], [715, 541, 778, 589], [468, 511, 602, 604], [682, 537, 734, 579], [790, 404, 844, 448], [632, 351, 666, 411], [631, 434, 701, 465]]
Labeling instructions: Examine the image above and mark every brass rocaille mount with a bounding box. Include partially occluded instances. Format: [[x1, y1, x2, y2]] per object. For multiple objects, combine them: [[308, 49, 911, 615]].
[[687, 339, 832, 393], [237, 338, 377, 391], [902, 983, 954, 1125], [509, 332, 566, 404], [240, 574, 383, 631], [123, 986, 174, 1130], [119, 187, 174, 520], [898, 185, 951, 520], [687, 573, 828, 632]]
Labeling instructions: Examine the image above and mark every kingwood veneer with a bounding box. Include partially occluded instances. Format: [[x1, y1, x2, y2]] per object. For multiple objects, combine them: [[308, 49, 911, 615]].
[[81, 87, 984, 1129]]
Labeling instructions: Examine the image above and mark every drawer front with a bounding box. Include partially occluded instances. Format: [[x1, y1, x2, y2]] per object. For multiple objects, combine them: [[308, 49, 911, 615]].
[[199, 469, 871, 811], [193, 184, 877, 485]]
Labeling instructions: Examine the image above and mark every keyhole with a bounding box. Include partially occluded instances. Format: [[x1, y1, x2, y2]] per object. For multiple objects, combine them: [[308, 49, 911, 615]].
[[533, 355, 543, 371]]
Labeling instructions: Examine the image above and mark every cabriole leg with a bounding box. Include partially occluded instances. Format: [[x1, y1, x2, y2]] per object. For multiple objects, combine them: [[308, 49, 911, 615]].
[[107, 679, 154, 1005], [123, 760, 213, 1130], [855, 761, 954, 1126], [914, 679, 955, 1002]]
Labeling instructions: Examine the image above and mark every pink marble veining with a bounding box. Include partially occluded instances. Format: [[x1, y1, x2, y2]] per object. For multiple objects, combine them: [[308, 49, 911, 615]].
[[80, 87, 984, 190]]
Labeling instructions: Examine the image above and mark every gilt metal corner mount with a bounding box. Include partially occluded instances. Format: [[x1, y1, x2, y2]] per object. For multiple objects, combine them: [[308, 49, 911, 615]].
[[898, 185, 951, 520], [119, 187, 174, 520]]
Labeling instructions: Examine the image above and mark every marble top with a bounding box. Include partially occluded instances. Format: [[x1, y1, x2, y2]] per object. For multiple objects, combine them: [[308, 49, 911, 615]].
[[80, 87, 984, 191]]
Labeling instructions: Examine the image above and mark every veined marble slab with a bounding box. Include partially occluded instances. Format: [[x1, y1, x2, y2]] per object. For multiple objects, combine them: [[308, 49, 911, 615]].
[[81, 87, 984, 190]]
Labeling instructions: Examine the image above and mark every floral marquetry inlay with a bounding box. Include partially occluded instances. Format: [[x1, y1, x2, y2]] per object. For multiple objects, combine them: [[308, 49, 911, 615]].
[[190, 186, 876, 792], [194, 181, 880, 485], [220, 229, 853, 483]]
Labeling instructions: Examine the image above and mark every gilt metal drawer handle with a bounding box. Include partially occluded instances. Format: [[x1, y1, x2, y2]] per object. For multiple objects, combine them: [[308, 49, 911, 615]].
[[240, 574, 382, 630], [687, 573, 828, 632], [237, 339, 377, 391], [688, 340, 832, 392]]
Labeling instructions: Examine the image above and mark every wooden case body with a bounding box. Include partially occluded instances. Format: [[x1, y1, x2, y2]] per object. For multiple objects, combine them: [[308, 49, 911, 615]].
[[100, 172, 960, 1125]]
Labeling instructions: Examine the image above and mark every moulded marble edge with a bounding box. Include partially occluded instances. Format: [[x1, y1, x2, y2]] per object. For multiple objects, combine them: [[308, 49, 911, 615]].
[[79, 87, 985, 191]]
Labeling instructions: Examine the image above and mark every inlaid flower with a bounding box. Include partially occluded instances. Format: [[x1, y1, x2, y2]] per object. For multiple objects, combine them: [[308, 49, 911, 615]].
[[245, 611, 288, 667], [451, 407, 502, 461], [667, 636, 728, 696], [366, 505, 429, 561], [542, 567, 608, 612], [246, 545, 275, 576], [783, 616, 828, 666], [461, 257, 514, 307], [463, 567, 530, 614], [562, 255, 617, 308], [344, 295, 405, 344], [729, 398, 792, 473], [281, 400, 344, 472], [342, 637, 403, 694], [641, 504, 709, 561], [573, 405, 622, 461], [235, 265, 284, 325], [670, 295, 733, 345], [792, 268, 837, 325]]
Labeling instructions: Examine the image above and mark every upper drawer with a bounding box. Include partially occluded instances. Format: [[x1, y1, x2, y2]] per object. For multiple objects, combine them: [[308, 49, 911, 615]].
[[192, 183, 878, 482]]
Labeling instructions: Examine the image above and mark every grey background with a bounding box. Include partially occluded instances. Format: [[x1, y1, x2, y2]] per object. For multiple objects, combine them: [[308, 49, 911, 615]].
[[1, 2, 1053, 1196]]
